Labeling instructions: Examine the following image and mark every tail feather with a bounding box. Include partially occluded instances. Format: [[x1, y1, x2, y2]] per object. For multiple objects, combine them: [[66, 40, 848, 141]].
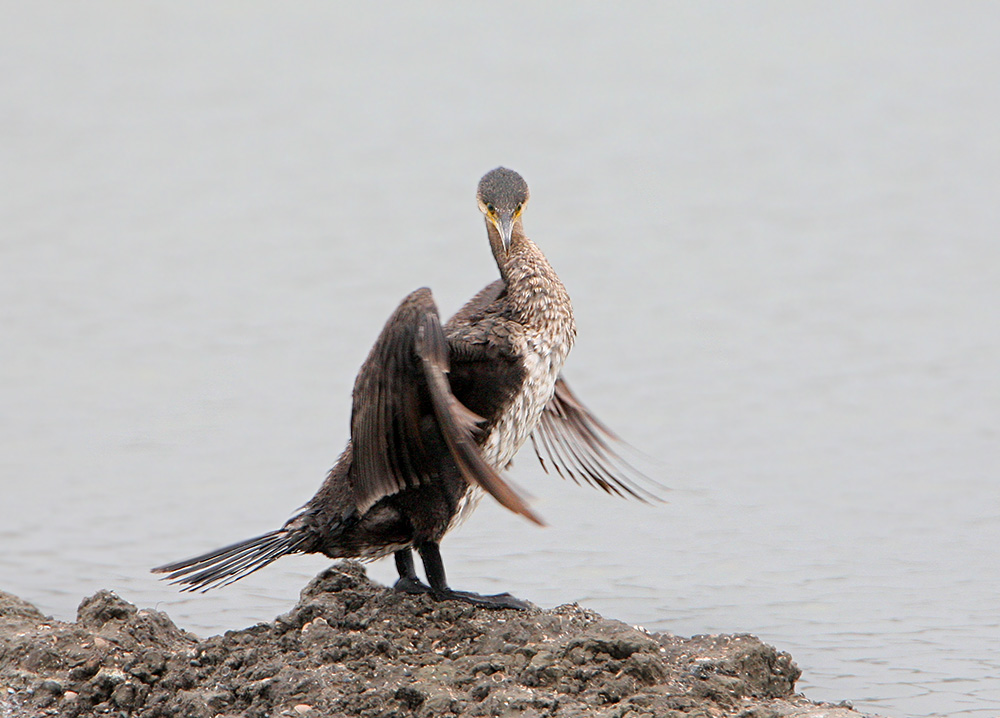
[[152, 529, 311, 592]]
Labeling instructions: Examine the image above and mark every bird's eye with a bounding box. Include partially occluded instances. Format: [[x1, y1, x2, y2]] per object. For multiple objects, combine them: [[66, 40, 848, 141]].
[[487, 204, 496, 214]]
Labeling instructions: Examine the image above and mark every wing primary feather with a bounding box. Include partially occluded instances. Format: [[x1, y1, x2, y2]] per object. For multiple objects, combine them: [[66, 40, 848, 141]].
[[349, 288, 446, 512], [530, 377, 667, 503], [545, 412, 638, 498], [546, 415, 622, 495], [537, 415, 577, 484], [552, 421, 635, 499], [529, 433, 549, 474]]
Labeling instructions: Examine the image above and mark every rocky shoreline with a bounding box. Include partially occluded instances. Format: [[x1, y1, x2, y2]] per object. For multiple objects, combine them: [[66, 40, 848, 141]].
[[2, 562, 874, 717]]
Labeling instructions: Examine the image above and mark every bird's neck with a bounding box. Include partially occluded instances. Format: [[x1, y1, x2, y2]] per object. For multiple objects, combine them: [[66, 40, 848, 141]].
[[487, 220, 576, 340], [485, 218, 542, 281]]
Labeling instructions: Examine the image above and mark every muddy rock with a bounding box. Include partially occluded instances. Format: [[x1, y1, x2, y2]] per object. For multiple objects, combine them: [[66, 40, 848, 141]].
[[0, 563, 880, 717]]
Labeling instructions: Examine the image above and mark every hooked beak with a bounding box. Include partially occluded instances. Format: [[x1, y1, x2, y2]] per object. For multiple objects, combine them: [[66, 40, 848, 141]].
[[495, 211, 514, 254]]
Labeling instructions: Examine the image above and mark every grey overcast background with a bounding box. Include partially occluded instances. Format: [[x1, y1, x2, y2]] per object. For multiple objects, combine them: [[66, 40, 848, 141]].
[[2, 4, 998, 717]]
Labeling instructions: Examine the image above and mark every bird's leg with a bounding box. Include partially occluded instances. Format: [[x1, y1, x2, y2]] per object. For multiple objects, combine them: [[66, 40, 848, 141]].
[[415, 541, 532, 610], [393, 548, 431, 594]]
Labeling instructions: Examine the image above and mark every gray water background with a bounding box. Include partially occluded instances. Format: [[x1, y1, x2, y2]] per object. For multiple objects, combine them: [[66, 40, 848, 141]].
[[2, 3, 998, 716]]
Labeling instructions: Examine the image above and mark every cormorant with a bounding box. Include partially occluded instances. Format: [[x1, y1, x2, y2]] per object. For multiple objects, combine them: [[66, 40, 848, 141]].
[[153, 167, 656, 609]]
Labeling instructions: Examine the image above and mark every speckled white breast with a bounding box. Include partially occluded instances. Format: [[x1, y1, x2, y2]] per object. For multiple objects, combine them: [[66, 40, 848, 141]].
[[483, 341, 568, 469], [450, 327, 574, 530]]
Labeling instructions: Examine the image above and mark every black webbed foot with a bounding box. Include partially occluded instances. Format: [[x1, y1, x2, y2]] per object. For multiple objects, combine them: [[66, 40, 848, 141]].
[[435, 589, 533, 610], [404, 542, 534, 610], [393, 575, 432, 594], [393, 548, 432, 595]]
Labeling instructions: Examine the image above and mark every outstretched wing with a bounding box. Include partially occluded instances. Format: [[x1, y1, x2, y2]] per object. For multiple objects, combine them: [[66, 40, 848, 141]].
[[350, 287, 543, 525], [530, 376, 663, 503]]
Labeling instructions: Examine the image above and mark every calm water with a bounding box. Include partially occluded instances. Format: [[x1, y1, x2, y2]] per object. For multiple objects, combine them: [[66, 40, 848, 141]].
[[3, 4, 999, 716]]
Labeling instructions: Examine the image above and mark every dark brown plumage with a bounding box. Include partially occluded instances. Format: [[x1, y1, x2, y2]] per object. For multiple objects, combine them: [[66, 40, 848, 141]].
[[153, 167, 656, 609]]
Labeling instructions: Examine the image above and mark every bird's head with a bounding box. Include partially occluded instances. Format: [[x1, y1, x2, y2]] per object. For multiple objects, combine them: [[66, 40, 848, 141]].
[[477, 167, 530, 255]]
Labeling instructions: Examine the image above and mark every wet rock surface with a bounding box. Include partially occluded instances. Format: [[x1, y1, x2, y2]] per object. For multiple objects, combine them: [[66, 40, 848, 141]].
[[1, 562, 877, 717]]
